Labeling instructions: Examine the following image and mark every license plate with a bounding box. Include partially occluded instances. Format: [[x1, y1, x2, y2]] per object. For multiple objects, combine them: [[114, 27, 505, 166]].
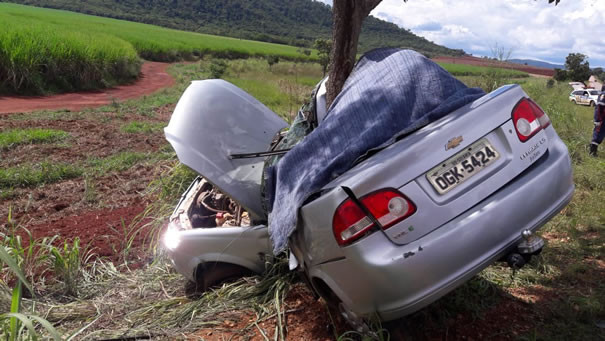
[[427, 138, 500, 195]]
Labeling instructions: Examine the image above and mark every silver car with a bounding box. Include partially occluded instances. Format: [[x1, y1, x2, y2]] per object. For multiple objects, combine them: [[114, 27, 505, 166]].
[[163, 78, 574, 325]]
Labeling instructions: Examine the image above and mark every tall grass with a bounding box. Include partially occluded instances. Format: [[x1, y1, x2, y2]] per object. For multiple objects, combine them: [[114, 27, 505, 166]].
[[0, 212, 61, 340], [0, 18, 140, 95], [0, 3, 314, 95], [224, 59, 322, 120], [522, 79, 590, 161]]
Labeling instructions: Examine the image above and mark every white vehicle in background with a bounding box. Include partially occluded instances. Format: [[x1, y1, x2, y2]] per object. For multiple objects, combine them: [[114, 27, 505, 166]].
[[568, 82, 585, 90], [569, 89, 600, 106]]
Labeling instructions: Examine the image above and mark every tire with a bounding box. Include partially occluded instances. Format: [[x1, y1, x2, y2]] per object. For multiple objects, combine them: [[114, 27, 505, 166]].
[[571, 99, 576, 105], [310, 277, 370, 332], [186, 262, 253, 296], [590, 101, 595, 107]]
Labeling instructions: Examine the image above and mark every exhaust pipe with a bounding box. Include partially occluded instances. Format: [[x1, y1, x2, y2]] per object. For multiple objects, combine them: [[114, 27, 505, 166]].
[[506, 253, 526, 269], [504, 230, 544, 269]]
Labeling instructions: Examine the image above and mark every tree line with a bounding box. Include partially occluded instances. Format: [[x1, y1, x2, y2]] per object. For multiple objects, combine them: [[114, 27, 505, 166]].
[[554, 53, 604, 83]]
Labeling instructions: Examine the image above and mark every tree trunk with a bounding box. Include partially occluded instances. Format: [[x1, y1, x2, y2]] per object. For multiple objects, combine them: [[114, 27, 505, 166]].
[[326, 0, 382, 108]]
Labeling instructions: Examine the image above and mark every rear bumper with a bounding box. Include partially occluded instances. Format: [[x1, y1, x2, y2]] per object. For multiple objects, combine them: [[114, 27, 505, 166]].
[[310, 129, 574, 320]]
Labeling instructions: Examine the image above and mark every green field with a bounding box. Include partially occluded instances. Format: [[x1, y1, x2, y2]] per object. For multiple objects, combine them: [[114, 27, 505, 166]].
[[437, 62, 529, 78], [0, 3, 313, 95]]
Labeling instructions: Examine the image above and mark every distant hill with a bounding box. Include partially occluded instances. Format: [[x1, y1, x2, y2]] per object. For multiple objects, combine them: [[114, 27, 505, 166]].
[[8, 0, 464, 57], [509, 59, 564, 70]]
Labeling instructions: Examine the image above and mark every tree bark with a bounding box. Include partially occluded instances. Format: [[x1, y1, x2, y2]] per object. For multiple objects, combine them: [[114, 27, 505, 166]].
[[326, 0, 382, 108]]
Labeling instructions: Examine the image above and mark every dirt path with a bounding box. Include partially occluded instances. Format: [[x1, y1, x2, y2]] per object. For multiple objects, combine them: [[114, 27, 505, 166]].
[[0, 62, 175, 114]]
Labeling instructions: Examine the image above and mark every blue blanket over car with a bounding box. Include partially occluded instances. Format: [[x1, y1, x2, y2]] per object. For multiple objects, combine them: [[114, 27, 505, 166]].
[[266, 48, 485, 253]]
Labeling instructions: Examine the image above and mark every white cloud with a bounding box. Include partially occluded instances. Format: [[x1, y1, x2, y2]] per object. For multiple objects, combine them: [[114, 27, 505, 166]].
[[313, 0, 604, 67], [366, 0, 605, 67]]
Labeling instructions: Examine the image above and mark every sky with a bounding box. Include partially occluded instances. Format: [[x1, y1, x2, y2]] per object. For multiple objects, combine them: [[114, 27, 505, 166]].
[[316, 0, 605, 68]]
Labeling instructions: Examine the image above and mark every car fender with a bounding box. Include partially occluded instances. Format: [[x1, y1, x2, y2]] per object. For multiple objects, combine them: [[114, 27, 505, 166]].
[[193, 253, 265, 274]]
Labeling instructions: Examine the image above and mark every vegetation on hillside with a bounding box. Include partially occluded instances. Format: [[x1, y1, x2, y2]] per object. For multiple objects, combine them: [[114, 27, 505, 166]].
[[10, 0, 465, 57]]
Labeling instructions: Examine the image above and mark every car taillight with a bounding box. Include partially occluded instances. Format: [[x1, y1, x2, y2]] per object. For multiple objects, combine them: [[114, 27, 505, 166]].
[[332, 188, 416, 246], [512, 98, 550, 142]]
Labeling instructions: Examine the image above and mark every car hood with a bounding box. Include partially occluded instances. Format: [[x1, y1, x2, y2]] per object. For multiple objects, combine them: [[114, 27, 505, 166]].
[[164, 80, 288, 220]]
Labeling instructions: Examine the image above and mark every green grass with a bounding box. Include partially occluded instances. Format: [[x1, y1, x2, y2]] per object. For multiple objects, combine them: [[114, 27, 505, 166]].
[[224, 59, 322, 120], [0, 162, 84, 189], [473, 78, 605, 340], [0, 128, 69, 149], [86, 151, 171, 175], [86, 58, 321, 121], [0, 3, 314, 95], [121, 121, 166, 134], [0, 5, 141, 95], [438, 62, 529, 78], [0, 151, 172, 190]]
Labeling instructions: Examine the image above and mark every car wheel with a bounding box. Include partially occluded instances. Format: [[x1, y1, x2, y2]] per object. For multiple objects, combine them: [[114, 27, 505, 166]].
[[186, 262, 253, 296], [590, 101, 595, 107], [571, 99, 576, 105], [310, 277, 371, 332], [338, 302, 370, 333]]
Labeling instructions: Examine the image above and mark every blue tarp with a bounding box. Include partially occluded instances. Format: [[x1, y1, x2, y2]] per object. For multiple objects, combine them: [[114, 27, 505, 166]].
[[266, 48, 485, 253]]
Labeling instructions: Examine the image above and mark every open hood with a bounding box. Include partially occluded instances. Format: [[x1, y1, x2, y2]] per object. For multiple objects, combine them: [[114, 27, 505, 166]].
[[165, 80, 288, 220]]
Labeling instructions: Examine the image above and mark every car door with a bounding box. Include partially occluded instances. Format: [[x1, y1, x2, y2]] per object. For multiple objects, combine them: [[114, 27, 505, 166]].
[[581, 91, 590, 105]]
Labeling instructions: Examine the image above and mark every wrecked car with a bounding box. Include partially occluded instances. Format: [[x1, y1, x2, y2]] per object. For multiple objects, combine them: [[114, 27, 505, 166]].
[[163, 49, 574, 326]]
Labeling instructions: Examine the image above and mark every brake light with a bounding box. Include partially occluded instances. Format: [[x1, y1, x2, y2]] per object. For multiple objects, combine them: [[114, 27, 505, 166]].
[[529, 99, 551, 129], [332, 189, 416, 246], [512, 98, 550, 142]]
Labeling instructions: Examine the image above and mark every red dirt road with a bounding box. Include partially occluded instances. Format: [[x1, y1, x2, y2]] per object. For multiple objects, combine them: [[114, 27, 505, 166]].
[[0, 62, 175, 114], [29, 205, 151, 260]]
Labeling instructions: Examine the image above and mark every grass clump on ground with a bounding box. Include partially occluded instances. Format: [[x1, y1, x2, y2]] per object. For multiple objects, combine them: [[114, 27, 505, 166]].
[[121, 121, 166, 134], [0, 12, 141, 95], [86, 151, 172, 175], [0, 128, 69, 149], [0, 162, 84, 189], [0, 151, 172, 190]]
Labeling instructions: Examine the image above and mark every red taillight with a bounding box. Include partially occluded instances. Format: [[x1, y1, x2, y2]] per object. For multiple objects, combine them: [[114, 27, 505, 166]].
[[512, 98, 550, 142], [332, 189, 416, 246]]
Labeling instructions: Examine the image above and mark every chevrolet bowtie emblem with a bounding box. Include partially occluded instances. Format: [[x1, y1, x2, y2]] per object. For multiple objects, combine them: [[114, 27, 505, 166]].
[[445, 136, 463, 150]]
